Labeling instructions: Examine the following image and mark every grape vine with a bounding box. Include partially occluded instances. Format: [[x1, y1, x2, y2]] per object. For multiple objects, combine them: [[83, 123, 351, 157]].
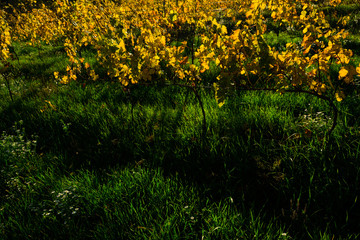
[[2, 0, 360, 134]]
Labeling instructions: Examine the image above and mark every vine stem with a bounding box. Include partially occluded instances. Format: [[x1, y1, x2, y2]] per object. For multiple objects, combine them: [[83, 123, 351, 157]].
[[1, 72, 14, 102], [134, 82, 208, 137], [191, 86, 207, 138], [131, 82, 339, 137]]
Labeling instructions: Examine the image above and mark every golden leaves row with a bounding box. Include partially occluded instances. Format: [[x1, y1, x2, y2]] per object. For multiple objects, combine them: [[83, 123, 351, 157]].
[[3, 0, 360, 103]]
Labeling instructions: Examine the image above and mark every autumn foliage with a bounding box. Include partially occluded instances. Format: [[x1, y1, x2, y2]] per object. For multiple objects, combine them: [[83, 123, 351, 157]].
[[2, 0, 360, 104]]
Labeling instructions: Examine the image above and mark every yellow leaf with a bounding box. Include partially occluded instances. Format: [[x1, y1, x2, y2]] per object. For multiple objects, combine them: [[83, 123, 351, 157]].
[[179, 56, 188, 65], [160, 36, 166, 46], [325, 30, 332, 38], [177, 70, 185, 79], [169, 57, 176, 66], [206, 52, 215, 59], [335, 92, 344, 102], [70, 72, 77, 81], [215, 58, 220, 65], [339, 68, 348, 79], [118, 39, 126, 52], [201, 62, 209, 72], [320, 84, 326, 93], [221, 25, 227, 35], [81, 37, 87, 43], [90, 70, 98, 81], [245, 10, 252, 19], [278, 55, 285, 62], [339, 53, 350, 64], [61, 76, 69, 84], [218, 101, 225, 108], [300, 11, 307, 20], [216, 38, 221, 48]]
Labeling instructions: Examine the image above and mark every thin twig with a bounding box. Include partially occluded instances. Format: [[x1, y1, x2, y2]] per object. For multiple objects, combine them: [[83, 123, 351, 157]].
[[1, 72, 14, 102], [191, 87, 207, 138]]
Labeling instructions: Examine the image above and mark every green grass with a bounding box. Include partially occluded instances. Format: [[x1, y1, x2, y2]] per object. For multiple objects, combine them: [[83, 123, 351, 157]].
[[0, 134, 291, 239], [2, 76, 360, 238], [2, 2, 360, 238]]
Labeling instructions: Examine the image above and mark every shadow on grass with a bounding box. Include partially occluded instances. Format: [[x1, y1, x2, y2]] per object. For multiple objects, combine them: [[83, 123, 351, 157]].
[[1, 82, 360, 238]]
